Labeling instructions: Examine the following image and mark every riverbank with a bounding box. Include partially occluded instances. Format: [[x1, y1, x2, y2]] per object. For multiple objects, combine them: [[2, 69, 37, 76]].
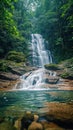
[[0, 58, 73, 91]]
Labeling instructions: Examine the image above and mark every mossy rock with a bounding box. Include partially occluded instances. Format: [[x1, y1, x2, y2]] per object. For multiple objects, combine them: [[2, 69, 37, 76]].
[[44, 64, 60, 70], [61, 58, 73, 69], [59, 58, 73, 79], [0, 59, 25, 72], [0, 60, 9, 72], [61, 71, 73, 79], [6, 51, 26, 63]]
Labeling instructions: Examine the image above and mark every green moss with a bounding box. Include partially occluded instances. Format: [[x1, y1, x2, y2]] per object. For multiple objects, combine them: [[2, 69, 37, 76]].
[[61, 72, 73, 79], [44, 63, 60, 70], [0, 59, 25, 72], [6, 51, 26, 63], [0, 60, 9, 72], [63, 58, 73, 68], [60, 69, 73, 79], [61, 72, 70, 78], [59, 58, 73, 79], [0, 122, 16, 130]]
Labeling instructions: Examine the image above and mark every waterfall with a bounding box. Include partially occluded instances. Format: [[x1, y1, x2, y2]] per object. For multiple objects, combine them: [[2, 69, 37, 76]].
[[15, 34, 54, 90], [31, 34, 52, 67]]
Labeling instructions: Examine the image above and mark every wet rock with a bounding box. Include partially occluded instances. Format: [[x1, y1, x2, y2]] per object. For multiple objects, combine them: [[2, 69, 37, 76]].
[[40, 121, 64, 130], [22, 72, 32, 79], [45, 76, 59, 84], [0, 72, 19, 81], [21, 111, 34, 129], [28, 121, 43, 130], [14, 119, 21, 130], [45, 102, 73, 129], [0, 80, 18, 90], [34, 115, 39, 122]]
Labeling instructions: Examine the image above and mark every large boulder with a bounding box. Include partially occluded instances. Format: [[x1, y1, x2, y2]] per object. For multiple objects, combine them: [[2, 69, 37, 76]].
[[28, 121, 43, 130], [40, 121, 64, 130], [45, 102, 73, 129], [44, 64, 60, 71], [45, 76, 59, 84]]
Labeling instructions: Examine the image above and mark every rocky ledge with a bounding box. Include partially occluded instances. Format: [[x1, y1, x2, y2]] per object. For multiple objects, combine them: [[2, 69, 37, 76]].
[[0, 61, 37, 91], [44, 58, 73, 90]]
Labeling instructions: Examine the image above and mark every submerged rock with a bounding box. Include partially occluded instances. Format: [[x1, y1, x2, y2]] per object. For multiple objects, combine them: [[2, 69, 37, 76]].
[[14, 119, 21, 130], [21, 111, 34, 129], [0, 121, 16, 130], [28, 121, 43, 130]]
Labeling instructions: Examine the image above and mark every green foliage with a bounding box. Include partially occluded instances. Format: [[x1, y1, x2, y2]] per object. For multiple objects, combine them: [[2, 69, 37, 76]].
[[56, 37, 63, 45], [44, 64, 59, 70], [0, 0, 73, 63], [33, 0, 73, 62], [0, 0, 32, 58], [6, 51, 26, 63]]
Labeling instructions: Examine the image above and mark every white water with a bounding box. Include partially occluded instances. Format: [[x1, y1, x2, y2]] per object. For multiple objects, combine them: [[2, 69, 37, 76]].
[[15, 34, 55, 90], [31, 34, 52, 67]]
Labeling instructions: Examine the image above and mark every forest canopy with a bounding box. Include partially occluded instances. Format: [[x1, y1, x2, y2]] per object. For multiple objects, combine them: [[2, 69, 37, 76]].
[[0, 0, 73, 62]]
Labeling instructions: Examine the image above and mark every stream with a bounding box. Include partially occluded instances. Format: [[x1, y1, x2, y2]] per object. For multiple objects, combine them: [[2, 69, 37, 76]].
[[0, 90, 73, 117], [0, 34, 73, 129]]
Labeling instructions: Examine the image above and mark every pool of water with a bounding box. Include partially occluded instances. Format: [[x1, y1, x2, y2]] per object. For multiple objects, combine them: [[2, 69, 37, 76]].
[[0, 90, 73, 117]]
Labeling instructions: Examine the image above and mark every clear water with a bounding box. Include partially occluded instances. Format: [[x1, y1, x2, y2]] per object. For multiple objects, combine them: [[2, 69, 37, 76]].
[[0, 90, 73, 117]]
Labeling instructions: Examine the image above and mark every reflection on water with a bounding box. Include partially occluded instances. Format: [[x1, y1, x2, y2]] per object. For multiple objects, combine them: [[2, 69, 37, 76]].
[[0, 90, 73, 117]]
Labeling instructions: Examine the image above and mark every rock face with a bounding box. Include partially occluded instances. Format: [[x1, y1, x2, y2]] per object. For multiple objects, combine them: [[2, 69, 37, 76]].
[[0, 72, 19, 80]]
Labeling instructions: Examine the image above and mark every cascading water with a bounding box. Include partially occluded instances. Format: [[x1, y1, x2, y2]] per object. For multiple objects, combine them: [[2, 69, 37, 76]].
[[31, 34, 52, 67], [15, 34, 54, 90]]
